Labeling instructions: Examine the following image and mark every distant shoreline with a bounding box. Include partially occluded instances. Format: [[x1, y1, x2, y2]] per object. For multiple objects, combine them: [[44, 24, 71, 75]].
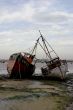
[[0, 59, 73, 63]]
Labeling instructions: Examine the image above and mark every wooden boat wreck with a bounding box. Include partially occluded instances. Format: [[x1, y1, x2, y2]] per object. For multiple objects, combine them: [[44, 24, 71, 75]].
[[32, 31, 68, 79], [41, 58, 68, 79], [7, 52, 35, 79], [7, 31, 68, 79]]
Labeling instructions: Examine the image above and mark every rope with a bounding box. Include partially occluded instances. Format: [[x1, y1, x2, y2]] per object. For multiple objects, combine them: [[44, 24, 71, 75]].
[[38, 42, 50, 59], [44, 38, 59, 57], [31, 37, 40, 55], [39, 30, 58, 58], [41, 35, 52, 60]]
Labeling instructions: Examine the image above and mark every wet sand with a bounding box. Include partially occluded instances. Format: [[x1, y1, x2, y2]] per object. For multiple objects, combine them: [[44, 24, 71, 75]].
[[0, 74, 73, 110], [66, 103, 73, 110]]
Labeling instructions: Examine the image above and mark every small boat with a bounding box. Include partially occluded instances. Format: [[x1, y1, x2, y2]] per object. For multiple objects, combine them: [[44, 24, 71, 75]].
[[32, 31, 68, 79], [41, 58, 68, 79], [7, 52, 35, 79]]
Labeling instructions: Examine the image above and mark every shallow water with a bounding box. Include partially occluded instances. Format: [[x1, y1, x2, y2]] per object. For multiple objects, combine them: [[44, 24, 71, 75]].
[[0, 62, 73, 75], [0, 62, 8, 75], [67, 62, 73, 74], [0, 62, 73, 110]]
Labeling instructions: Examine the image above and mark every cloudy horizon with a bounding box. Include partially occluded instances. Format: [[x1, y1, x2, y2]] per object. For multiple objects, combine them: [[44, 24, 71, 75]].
[[0, 0, 73, 60]]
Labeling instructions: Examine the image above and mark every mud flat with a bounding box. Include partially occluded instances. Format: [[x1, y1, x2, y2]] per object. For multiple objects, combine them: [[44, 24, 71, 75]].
[[0, 74, 73, 110]]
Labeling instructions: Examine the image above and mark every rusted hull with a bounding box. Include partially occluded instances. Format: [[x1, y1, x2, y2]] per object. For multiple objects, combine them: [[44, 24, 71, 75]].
[[10, 61, 35, 79], [7, 53, 35, 79]]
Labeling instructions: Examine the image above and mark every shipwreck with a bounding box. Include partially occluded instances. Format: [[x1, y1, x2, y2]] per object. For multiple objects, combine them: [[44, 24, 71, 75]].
[[7, 52, 35, 79], [7, 31, 68, 79], [31, 31, 68, 79]]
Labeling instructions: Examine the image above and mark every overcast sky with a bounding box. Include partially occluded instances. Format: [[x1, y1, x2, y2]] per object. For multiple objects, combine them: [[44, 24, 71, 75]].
[[0, 0, 73, 59]]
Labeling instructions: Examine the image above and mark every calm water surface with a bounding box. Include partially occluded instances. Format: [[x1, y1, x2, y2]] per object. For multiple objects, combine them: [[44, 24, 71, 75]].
[[0, 62, 73, 75]]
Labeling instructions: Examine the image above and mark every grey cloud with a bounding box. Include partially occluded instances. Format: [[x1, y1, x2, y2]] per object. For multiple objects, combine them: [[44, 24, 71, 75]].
[[34, 11, 73, 24]]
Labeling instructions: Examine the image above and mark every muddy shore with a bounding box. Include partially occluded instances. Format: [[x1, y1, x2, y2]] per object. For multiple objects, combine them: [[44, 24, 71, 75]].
[[0, 74, 73, 110]]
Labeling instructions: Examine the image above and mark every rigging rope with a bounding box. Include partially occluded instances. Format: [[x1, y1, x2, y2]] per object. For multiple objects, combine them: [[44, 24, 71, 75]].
[[31, 37, 40, 55], [44, 38, 59, 58], [38, 42, 50, 59]]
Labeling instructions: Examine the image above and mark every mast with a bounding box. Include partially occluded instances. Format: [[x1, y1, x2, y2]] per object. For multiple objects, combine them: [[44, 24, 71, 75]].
[[39, 30, 52, 60], [31, 37, 40, 55]]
